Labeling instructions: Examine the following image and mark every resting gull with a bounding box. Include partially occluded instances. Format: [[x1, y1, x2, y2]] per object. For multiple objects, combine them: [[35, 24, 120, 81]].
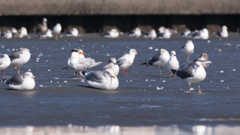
[[181, 40, 194, 62], [172, 60, 211, 93], [216, 25, 228, 38], [191, 28, 209, 40], [143, 29, 157, 39], [102, 57, 119, 76], [141, 48, 170, 76], [117, 49, 139, 75], [167, 51, 179, 78], [103, 29, 119, 38], [4, 71, 36, 90], [0, 54, 11, 76], [65, 28, 79, 37], [157, 27, 172, 39], [83, 68, 119, 90], [9, 48, 31, 74], [128, 27, 141, 37]]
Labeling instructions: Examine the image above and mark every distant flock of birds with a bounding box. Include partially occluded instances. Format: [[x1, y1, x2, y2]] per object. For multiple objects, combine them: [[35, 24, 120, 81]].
[[0, 18, 229, 40], [1, 17, 230, 92]]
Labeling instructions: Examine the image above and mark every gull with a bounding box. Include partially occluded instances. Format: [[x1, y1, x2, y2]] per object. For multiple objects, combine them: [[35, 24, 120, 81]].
[[191, 28, 209, 40], [52, 23, 62, 40], [83, 68, 119, 90], [11, 27, 18, 36], [103, 29, 119, 38], [20, 27, 28, 37], [141, 48, 170, 76], [0, 54, 11, 76], [102, 57, 119, 76], [216, 25, 228, 38], [167, 51, 180, 78], [157, 27, 172, 39], [143, 29, 157, 39], [181, 40, 194, 62], [2, 30, 12, 39], [128, 27, 141, 37], [172, 60, 211, 93], [193, 53, 209, 69], [40, 29, 53, 39], [117, 49, 139, 75], [4, 71, 36, 90], [181, 29, 191, 37], [9, 48, 31, 74], [65, 28, 79, 37], [36, 18, 48, 36]]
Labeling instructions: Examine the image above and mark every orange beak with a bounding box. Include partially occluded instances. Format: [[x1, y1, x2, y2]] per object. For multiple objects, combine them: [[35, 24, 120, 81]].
[[136, 53, 139, 56], [79, 51, 85, 55]]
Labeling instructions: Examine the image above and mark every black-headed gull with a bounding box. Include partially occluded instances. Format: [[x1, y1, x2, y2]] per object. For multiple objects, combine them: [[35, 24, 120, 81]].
[[172, 60, 211, 93], [216, 25, 228, 38], [83, 68, 119, 90], [0, 54, 11, 76], [167, 51, 179, 78], [102, 57, 119, 76], [141, 48, 170, 76], [117, 49, 139, 75], [181, 40, 194, 62], [9, 48, 31, 74], [4, 71, 36, 90]]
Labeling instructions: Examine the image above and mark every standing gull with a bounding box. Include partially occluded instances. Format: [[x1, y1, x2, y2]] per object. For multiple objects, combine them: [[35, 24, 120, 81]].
[[4, 71, 36, 90], [9, 48, 31, 74], [216, 25, 228, 38], [0, 54, 11, 76], [52, 23, 62, 40], [172, 60, 211, 93], [117, 49, 139, 75], [167, 51, 180, 78], [83, 68, 119, 90], [141, 49, 170, 76], [181, 40, 194, 62], [36, 18, 48, 36], [102, 57, 119, 76]]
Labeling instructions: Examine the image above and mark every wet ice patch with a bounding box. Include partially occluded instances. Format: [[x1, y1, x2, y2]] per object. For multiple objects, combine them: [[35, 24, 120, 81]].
[[220, 70, 224, 73], [157, 86, 164, 90], [149, 47, 153, 50], [220, 80, 224, 82]]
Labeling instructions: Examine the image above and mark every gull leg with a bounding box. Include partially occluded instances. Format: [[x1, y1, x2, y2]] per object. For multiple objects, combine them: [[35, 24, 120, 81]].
[[159, 67, 162, 76], [74, 70, 77, 77], [198, 83, 202, 93], [169, 72, 171, 78], [2, 70, 4, 77], [55, 34, 58, 40], [18, 66, 20, 74], [126, 70, 128, 75], [14, 66, 17, 69], [122, 69, 124, 75], [187, 56, 189, 62], [189, 83, 191, 93]]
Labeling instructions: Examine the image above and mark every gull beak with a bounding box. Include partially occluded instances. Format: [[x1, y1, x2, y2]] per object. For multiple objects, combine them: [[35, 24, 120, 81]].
[[32, 76, 37, 79], [136, 53, 139, 56], [79, 52, 85, 55], [112, 75, 115, 79]]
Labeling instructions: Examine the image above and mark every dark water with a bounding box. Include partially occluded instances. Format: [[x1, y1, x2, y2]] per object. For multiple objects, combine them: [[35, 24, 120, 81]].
[[0, 33, 240, 134]]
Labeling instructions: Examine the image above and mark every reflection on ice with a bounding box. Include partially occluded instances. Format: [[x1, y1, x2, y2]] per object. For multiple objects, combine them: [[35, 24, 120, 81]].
[[0, 125, 239, 135]]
